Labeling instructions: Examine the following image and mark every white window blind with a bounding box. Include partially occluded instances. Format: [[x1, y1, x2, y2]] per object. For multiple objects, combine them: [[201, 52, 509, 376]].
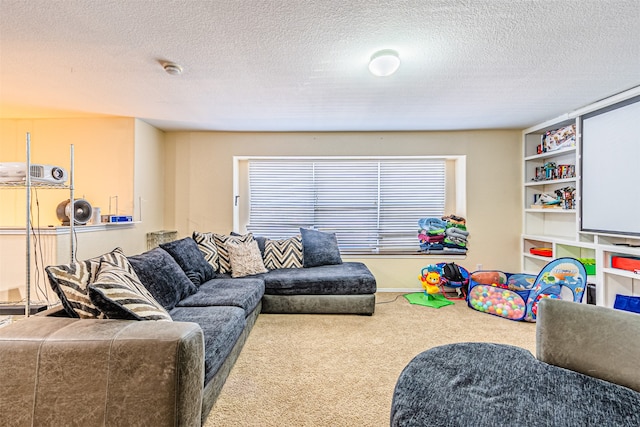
[[246, 158, 446, 253]]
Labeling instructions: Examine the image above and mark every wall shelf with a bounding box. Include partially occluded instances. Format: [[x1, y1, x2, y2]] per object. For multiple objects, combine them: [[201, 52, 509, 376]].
[[602, 268, 640, 280], [524, 146, 576, 161], [0, 133, 75, 317], [521, 88, 640, 308], [524, 177, 577, 187], [524, 208, 576, 213]]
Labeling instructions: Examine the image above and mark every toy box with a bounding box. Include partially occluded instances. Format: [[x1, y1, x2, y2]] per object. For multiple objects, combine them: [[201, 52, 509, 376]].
[[611, 256, 640, 273], [578, 258, 596, 275], [541, 124, 576, 153], [530, 247, 552, 257], [614, 294, 640, 314], [467, 258, 587, 322]]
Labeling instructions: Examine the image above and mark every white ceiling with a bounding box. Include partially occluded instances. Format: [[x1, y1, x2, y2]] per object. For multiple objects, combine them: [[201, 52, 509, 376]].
[[0, 0, 638, 132]]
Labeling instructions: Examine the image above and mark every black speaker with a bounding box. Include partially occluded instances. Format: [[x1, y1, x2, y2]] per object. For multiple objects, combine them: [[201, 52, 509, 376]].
[[56, 199, 93, 226]]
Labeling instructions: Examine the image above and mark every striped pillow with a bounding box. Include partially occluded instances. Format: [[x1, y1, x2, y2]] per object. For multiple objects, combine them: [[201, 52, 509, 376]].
[[88, 260, 172, 322], [263, 235, 303, 270], [192, 231, 219, 272], [213, 233, 254, 274], [45, 247, 130, 319]]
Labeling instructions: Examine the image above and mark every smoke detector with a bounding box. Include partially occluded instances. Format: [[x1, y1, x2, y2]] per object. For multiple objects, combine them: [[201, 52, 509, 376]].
[[162, 61, 183, 76]]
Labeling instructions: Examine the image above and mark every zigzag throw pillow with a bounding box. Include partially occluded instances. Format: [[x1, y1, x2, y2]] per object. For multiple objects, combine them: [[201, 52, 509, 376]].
[[263, 235, 303, 270], [192, 231, 219, 272], [213, 233, 255, 274], [45, 247, 130, 319]]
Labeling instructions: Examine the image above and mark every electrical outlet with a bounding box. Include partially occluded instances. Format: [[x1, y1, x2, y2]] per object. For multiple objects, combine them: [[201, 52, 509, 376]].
[[476, 263, 483, 271]]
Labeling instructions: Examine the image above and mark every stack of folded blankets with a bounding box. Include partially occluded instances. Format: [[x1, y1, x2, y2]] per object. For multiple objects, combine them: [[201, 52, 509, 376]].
[[442, 215, 468, 254], [418, 215, 469, 254], [417, 218, 447, 253]]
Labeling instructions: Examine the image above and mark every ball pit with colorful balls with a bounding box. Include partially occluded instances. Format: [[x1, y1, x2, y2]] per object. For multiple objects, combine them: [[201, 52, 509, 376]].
[[468, 285, 526, 320], [527, 292, 561, 320]]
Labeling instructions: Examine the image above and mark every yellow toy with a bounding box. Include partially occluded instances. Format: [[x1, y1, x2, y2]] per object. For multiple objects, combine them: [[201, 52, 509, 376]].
[[406, 265, 454, 308], [420, 270, 442, 295]]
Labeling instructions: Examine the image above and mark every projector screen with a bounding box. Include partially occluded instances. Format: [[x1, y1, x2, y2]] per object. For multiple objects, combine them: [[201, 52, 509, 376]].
[[580, 95, 640, 236]]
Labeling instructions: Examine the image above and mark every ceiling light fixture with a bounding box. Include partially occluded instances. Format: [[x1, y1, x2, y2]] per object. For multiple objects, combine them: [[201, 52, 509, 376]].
[[368, 49, 400, 77], [162, 61, 183, 76]]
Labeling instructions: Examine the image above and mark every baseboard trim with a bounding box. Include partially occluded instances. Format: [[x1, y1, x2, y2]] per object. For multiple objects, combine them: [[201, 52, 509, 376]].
[[376, 288, 422, 293], [0, 304, 48, 315]]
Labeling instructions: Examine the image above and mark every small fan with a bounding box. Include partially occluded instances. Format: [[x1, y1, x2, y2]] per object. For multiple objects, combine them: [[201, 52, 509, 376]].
[[56, 199, 93, 226]]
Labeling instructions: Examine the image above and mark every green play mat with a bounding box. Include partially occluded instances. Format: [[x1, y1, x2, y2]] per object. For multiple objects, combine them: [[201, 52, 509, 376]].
[[404, 292, 454, 308]]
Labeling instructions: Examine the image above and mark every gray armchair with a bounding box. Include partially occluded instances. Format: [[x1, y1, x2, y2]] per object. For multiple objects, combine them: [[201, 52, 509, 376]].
[[537, 298, 640, 393], [391, 298, 640, 426]]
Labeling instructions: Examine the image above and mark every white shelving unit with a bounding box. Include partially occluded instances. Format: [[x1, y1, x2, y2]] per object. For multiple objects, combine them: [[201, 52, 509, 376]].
[[0, 133, 74, 316], [521, 90, 640, 308], [522, 116, 587, 276], [594, 234, 640, 308]]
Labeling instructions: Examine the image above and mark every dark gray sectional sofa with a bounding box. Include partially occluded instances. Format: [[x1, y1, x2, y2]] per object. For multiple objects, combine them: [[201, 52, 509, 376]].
[[0, 231, 377, 426]]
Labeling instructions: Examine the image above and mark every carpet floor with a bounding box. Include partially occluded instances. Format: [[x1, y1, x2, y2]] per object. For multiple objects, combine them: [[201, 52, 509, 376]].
[[204, 292, 537, 426]]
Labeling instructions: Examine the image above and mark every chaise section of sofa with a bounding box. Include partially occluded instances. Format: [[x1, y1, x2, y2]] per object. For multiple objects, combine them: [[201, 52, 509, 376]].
[[192, 229, 378, 315], [0, 315, 205, 427], [259, 262, 377, 315]]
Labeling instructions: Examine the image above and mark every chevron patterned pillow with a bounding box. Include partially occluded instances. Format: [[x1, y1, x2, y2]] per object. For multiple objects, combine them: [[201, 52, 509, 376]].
[[213, 233, 255, 274], [45, 247, 130, 319], [263, 235, 303, 270], [192, 231, 220, 272], [89, 260, 172, 321]]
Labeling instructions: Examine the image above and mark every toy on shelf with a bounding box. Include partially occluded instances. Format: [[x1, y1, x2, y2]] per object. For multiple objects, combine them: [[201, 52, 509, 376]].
[[529, 247, 552, 257], [404, 265, 454, 308], [467, 258, 587, 322], [533, 163, 576, 182], [538, 124, 576, 153], [531, 187, 575, 210]]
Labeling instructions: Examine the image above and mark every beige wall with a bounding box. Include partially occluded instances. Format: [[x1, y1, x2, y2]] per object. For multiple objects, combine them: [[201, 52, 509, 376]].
[[0, 118, 166, 303], [164, 130, 523, 290], [69, 119, 167, 259], [0, 117, 135, 226], [1, 121, 524, 298]]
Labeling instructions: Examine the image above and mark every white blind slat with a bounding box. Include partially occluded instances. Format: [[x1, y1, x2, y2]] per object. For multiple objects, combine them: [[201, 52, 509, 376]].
[[247, 158, 446, 251]]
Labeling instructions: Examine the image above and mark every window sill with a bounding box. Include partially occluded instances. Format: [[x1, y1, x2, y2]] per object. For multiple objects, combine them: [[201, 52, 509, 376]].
[[342, 250, 467, 259]]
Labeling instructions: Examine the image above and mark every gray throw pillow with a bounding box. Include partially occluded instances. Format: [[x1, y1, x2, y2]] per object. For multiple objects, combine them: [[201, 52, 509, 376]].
[[300, 228, 343, 268], [160, 237, 216, 287], [127, 247, 197, 311]]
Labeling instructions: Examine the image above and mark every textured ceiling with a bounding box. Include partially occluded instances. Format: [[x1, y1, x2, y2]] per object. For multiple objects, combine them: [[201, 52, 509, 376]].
[[0, 0, 638, 132]]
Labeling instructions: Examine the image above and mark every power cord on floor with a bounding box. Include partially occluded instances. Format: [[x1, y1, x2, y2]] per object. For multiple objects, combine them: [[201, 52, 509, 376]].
[[375, 294, 403, 304]]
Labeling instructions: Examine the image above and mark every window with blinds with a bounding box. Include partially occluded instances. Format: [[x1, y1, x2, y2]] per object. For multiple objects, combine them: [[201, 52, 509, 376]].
[[245, 158, 447, 253]]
